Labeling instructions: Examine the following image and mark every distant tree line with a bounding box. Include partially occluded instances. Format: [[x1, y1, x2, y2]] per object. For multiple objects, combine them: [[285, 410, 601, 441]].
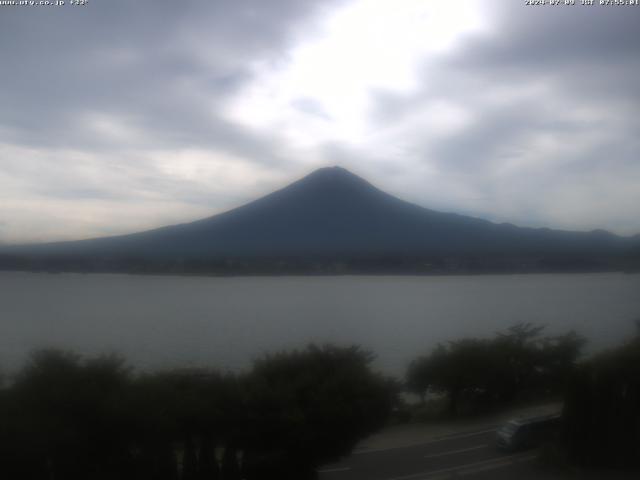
[[0, 345, 396, 480], [1, 251, 638, 276], [406, 323, 585, 416]]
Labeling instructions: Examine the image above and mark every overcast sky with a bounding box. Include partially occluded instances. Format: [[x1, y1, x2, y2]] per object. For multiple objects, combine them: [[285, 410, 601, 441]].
[[1, 0, 639, 243]]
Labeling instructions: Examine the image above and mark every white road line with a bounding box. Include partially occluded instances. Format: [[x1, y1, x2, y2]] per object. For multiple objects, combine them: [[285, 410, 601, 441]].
[[454, 454, 537, 478], [317, 467, 351, 474], [433, 427, 498, 441], [423, 444, 488, 459], [384, 451, 537, 480], [353, 426, 500, 455]]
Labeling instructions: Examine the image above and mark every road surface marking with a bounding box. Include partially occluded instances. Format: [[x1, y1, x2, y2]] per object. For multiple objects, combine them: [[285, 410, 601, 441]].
[[384, 451, 536, 480], [452, 454, 537, 478], [423, 444, 488, 459], [353, 426, 499, 455], [317, 467, 351, 473], [433, 427, 498, 441]]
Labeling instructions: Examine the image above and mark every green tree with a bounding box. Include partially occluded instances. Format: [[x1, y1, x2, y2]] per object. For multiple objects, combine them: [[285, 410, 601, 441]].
[[407, 340, 496, 416], [0, 344, 396, 479], [125, 368, 240, 480], [244, 344, 396, 479], [563, 332, 640, 468], [6, 349, 133, 480], [406, 323, 585, 416]]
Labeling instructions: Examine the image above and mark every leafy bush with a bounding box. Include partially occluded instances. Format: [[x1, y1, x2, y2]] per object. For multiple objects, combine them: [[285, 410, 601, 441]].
[[0, 344, 396, 480], [406, 323, 584, 416]]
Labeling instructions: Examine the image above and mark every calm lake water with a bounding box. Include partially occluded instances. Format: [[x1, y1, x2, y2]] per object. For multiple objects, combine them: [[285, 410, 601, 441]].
[[1, 272, 639, 377]]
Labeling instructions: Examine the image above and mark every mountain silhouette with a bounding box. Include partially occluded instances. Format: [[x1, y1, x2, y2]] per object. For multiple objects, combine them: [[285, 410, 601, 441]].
[[2, 167, 639, 273]]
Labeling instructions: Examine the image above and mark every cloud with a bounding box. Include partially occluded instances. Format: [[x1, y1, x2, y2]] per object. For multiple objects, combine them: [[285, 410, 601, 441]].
[[0, 0, 346, 156], [0, 0, 639, 242], [357, 1, 640, 234], [0, 0, 344, 241]]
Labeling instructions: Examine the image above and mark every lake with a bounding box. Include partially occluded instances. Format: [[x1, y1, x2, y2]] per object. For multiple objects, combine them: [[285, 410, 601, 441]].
[[1, 272, 639, 377]]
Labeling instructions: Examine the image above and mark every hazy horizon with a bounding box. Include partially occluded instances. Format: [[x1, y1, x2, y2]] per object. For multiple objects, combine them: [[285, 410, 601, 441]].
[[5, 165, 640, 248]]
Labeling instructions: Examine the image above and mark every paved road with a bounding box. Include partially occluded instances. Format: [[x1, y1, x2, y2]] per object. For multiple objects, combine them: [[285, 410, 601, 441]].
[[317, 427, 563, 480]]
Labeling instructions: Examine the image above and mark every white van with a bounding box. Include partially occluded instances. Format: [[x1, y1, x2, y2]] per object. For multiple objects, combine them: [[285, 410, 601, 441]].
[[496, 414, 561, 452]]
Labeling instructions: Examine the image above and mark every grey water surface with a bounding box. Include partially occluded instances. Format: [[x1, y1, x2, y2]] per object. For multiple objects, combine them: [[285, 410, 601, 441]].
[[1, 272, 639, 376]]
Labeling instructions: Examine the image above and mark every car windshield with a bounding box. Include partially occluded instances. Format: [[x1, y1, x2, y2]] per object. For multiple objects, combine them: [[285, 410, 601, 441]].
[[499, 422, 520, 435]]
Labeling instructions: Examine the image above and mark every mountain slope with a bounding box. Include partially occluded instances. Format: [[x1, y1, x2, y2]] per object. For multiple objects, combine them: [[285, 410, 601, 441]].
[[2, 167, 638, 269]]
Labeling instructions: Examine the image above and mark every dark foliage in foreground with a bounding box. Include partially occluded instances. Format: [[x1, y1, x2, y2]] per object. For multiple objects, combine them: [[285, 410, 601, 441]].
[[407, 322, 640, 471], [0, 345, 395, 480], [563, 327, 640, 469], [406, 323, 585, 416]]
